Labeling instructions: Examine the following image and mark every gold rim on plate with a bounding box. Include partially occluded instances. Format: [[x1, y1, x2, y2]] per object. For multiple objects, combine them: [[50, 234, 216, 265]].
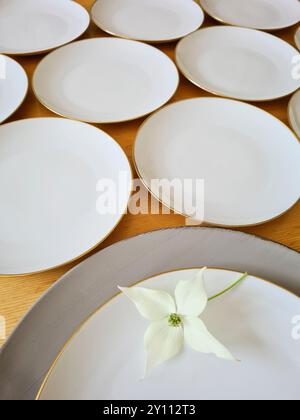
[[32, 37, 180, 124], [36, 266, 299, 400], [198, 0, 300, 32], [132, 97, 300, 228], [0, 117, 134, 278], [0, 54, 29, 124], [90, 0, 205, 44], [175, 26, 300, 103]]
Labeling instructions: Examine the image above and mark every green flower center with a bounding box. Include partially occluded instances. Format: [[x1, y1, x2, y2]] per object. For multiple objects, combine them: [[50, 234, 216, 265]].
[[168, 313, 182, 327]]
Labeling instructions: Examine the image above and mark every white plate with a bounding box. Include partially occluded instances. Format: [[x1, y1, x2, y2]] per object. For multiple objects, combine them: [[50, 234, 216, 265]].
[[0, 118, 132, 275], [295, 27, 300, 51], [176, 26, 300, 101], [288, 90, 300, 138], [0, 0, 90, 55], [33, 38, 179, 123], [38, 268, 300, 400], [199, 0, 300, 30], [0, 55, 28, 123], [134, 98, 300, 227], [1, 227, 300, 400], [91, 0, 204, 43]]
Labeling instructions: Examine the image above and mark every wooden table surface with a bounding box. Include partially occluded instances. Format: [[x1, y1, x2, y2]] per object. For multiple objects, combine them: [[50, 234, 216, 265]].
[[0, 0, 299, 348]]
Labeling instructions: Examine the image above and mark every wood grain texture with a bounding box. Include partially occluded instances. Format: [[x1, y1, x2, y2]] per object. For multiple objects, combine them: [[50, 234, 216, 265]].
[[0, 0, 299, 347]]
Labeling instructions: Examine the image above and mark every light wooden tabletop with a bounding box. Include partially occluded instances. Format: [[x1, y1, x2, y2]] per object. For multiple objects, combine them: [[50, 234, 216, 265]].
[[0, 0, 299, 348]]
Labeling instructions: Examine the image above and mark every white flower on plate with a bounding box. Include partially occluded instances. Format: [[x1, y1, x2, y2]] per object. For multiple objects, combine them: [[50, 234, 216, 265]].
[[119, 268, 237, 376]]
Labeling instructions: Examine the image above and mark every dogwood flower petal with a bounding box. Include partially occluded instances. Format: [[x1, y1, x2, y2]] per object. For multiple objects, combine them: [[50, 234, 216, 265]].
[[184, 317, 236, 361], [144, 319, 184, 376], [118, 286, 176, 321], [175, 268, 208, 317]]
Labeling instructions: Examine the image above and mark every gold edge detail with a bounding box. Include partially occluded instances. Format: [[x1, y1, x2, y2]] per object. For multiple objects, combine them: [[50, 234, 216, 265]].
[[198, 0, 300, 32], [0, 55, 29, 124], [132, 97, 300, 228], [31, 38, 180, 124], [36, 266, 300, 400], [0, 4, 91, 56], [287, 89, 300, 140], [90, 0, 205, 44], [174, 26, 300, 103], [0, 117, 134, 277]]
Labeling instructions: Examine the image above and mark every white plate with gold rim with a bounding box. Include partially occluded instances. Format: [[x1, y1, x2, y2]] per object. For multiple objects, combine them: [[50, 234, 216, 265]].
[[91, 0, 204, 43], [1, 227, 300, 400], [288, 89, 300, 138], [176, 26, 300, 101], [37, 268, 300, 400], [134, 98, 300, 227], [33, 38, 179, 123], [0, 0, 90, 55], [295, 27, 300, 51], [0, 55, 28, 123], [0, 118, 132, 275], [199, 0, 300, 31]]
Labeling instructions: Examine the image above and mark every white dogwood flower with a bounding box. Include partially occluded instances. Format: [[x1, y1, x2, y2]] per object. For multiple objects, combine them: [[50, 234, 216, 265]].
[[119, 268, 238, 376]]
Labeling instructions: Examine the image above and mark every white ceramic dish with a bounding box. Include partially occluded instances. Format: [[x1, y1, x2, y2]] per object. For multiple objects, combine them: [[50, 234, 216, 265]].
[[38, 268, 300, 400], [91, 0, 204, 43], [33, 38, 179, 123], [1, 227, 300, 400], [295, 27, 300, 51], [288, 90, 300, 138], [134, 98, 300, 227], [176, 26, 300, 101], [0, 118, 132, 275], [199, 0, 300, 31], [0, 0, 90, 55], [0, 55, 28, 123]]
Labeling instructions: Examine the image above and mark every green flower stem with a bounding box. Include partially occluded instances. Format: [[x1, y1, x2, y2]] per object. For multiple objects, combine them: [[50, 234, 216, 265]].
[[208, 272, 248, 301]]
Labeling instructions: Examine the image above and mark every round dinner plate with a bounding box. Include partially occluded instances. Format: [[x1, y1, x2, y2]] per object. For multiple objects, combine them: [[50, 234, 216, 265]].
[[91, 0, 204, 43], [33, 38, 179, 123], [199, 0, 300, 31], [134, 98, 300, 227], [288, 90, 300, 138], [37, 268, 300, 400], [0, 55, 28, 123], [0, 0, 90, 55], [0, 118, 132, 275], [176, 26, 300, 101], [295, 27, 300, 51]]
